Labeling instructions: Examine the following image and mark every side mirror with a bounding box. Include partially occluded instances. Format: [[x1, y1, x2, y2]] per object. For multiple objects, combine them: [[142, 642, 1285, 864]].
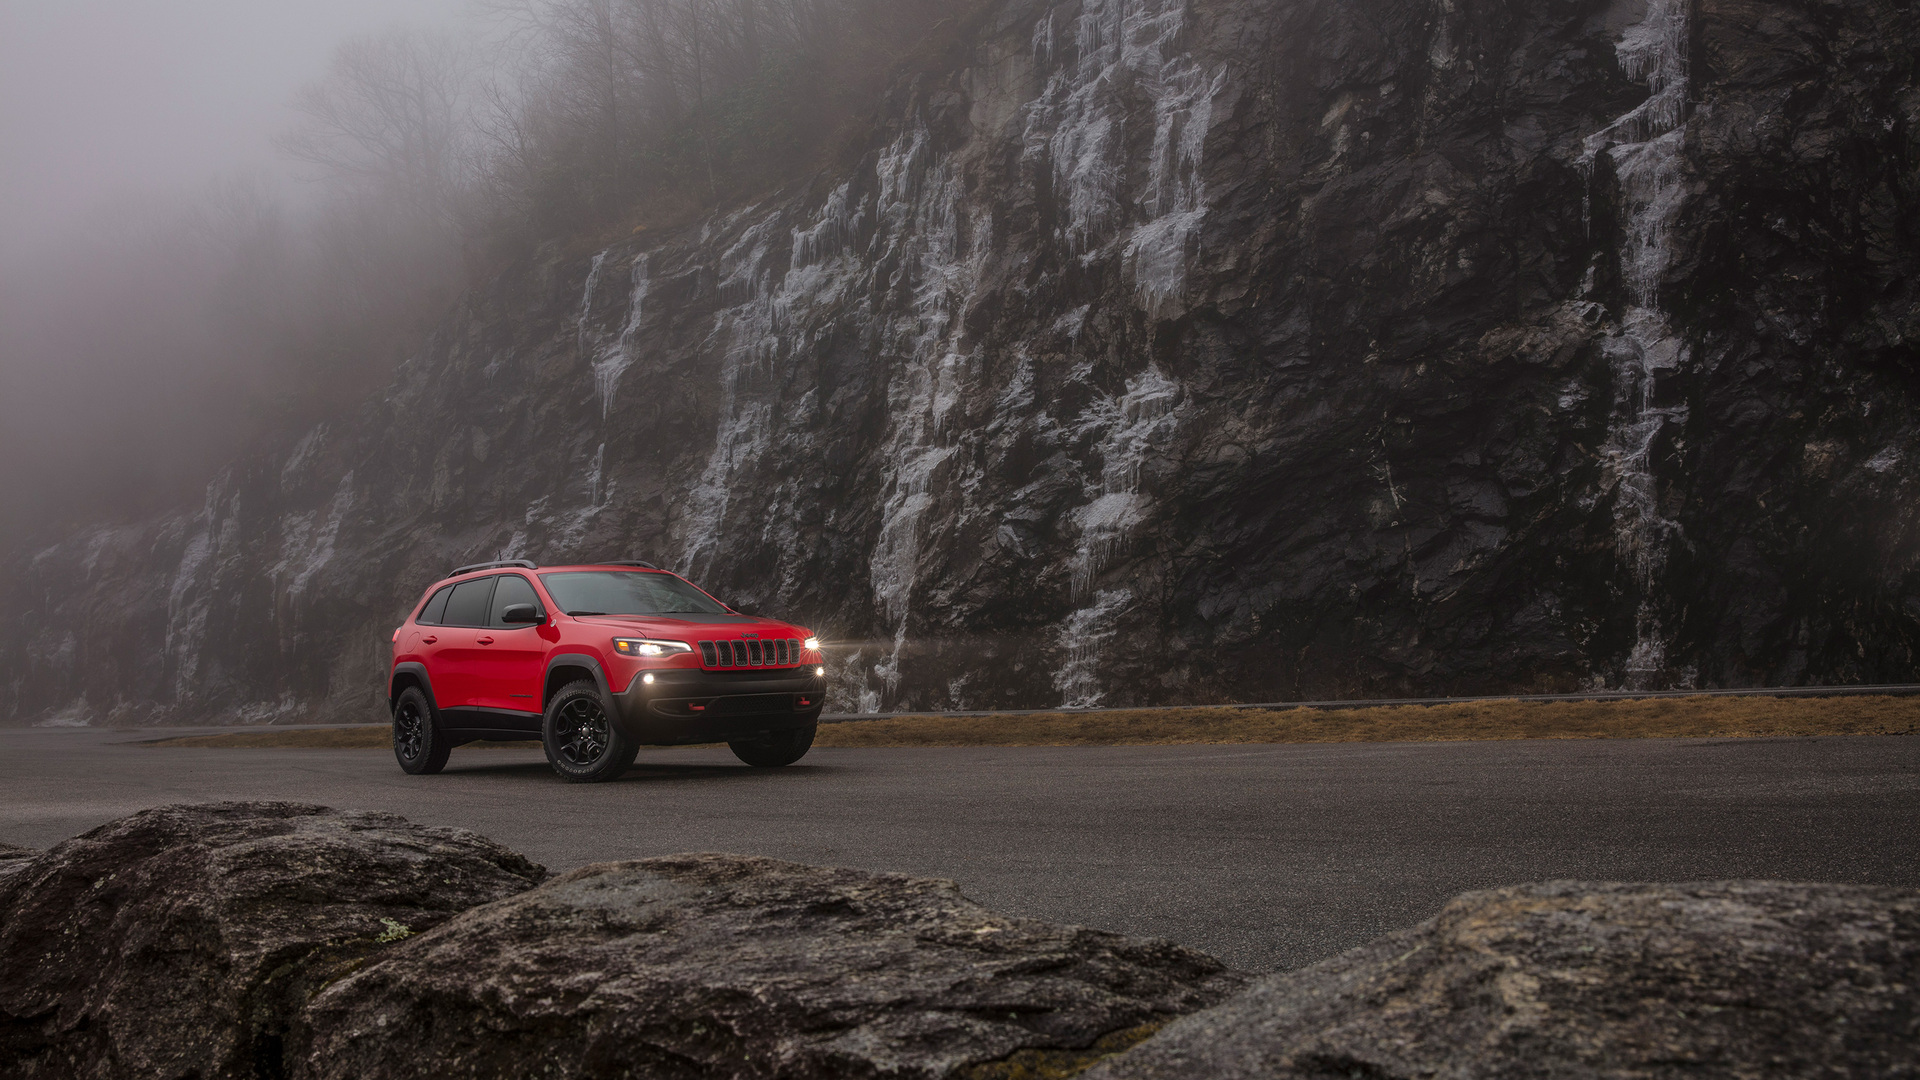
[[501, 604, 546, 625]]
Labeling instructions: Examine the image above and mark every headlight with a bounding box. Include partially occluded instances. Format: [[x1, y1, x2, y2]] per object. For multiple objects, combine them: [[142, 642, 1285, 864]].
[[803, 636, 820, 650], [612, 638, 693, 658]]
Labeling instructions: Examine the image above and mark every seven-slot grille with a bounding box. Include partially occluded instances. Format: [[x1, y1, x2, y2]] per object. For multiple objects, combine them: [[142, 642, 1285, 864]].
[[698, 638, 804, 669]]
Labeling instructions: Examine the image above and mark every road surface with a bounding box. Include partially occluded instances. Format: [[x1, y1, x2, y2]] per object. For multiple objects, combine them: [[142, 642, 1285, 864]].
[[2, 728, 1915, 971]]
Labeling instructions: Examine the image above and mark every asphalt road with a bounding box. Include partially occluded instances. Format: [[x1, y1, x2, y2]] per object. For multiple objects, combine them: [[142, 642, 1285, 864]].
[[3, 728, 1917, 972]]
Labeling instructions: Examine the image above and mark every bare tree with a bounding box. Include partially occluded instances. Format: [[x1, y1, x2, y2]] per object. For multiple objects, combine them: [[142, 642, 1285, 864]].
[[280, 26, 479, 231]]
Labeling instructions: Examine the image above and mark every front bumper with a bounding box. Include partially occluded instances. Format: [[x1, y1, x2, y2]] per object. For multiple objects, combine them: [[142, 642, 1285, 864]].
[[611, 665, 826, 745]]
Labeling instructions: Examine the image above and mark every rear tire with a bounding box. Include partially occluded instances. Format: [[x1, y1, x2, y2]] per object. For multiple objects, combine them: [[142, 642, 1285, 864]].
[[392, 686, 450, 775], [729, 723, 816, 768], [542, 679, 638, 783]]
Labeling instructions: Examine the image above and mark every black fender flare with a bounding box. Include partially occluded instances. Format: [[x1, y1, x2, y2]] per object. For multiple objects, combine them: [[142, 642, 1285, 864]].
[[389, 662, 437, 709], [388, 663, 443, 728], [543, 653, 615, 711]]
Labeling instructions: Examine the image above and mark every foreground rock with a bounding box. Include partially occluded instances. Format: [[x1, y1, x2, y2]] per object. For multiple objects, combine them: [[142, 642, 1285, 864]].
[[1087, 880, 1920, 1079], [301, 854, 1246, 1080], [0, 802, 548, 1080]]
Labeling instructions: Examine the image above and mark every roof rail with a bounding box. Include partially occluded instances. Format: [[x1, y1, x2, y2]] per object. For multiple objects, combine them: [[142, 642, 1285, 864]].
[[599, 559, 658, 569], [450, 559, 540, 576]]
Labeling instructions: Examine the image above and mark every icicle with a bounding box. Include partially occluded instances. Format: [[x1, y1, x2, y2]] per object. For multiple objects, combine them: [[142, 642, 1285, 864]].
[[576, 250, 608, 358], [591, 255, 649, 419]]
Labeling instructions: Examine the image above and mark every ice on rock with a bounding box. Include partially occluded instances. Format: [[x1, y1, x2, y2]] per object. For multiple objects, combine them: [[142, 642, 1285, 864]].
[[866, 125, 993, 676], [1067, 366, 1181, 600], [164, 481, 242, 699], [165, 529, 214, 697], [273, 472, 354, 605], [1054, 588, 1133, 707], [790, 182, 862, 271], [1587, 0, 1692, 688], [1865, 446, 1904, 474], [576, 250, 609, 359], [669, 4, 1220, 704], [552, 444, 609, 551], [590, 256, 649, 419], [681, 187, 865, 579], [586, 442, 606, 508], [1126, 208, 1208, 317], [1024, 0, 1223, 312], [1050, 367, 1182, 705]]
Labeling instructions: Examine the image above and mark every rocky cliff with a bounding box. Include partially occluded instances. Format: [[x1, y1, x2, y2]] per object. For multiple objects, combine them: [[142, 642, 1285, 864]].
[[5, 0, 1918, 724]]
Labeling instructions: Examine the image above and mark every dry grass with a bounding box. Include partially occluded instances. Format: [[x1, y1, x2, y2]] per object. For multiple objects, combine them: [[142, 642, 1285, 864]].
[[813, 695, 1919, 747], [145, 695, 1917, 750]]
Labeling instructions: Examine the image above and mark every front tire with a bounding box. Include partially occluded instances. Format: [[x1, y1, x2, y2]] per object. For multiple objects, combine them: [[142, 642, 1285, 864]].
[[729, 723, 816, 768], [542, 679, 638, 783], [392, 686, 450, 775]]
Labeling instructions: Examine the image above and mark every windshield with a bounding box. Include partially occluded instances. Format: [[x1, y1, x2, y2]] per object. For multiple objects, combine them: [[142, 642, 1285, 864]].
[[538, 570, 729, 616]]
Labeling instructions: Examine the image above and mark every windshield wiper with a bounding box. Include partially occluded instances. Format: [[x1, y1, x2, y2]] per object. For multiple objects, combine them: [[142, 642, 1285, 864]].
[[566, 610, 608, 616]]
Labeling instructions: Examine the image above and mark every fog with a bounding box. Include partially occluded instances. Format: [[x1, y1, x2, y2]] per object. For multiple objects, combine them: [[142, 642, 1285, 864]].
[[0, 1, 467, 254], [0, 0, 945, 543], [0, 0, 470, 540]]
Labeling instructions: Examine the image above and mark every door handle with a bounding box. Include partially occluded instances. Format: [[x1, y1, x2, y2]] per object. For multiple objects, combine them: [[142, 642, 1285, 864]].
[[421, 635, 437, 644], [477, 636, 495, 645]]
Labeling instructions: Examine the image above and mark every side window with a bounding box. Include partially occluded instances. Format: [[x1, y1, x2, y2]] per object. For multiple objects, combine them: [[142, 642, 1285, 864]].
[[418, 586, 453, 625], [489, 575, 543, 627], [442, 577, 496, 627]]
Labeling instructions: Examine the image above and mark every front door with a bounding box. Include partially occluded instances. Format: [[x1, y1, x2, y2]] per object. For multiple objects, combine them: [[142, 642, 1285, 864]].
[[474, 573, 550, 728]]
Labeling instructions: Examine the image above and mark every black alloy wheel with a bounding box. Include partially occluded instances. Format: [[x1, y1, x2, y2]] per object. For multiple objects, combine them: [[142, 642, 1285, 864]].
[[554, 696, 610, 767], [542, 679, 638, 783], [392, 686, 450, 775]]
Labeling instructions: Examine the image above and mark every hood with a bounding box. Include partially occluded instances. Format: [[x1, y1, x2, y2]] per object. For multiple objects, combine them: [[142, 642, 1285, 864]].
[[573, 613, 810, 638]]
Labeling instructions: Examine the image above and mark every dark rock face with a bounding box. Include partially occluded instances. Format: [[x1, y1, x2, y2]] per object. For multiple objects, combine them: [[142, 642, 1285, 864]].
[[0, 802, 547, 1080], [1085, 880, 1920, 1079], [298, 853, 1244, 1080], [4, 0, 1918, 723]]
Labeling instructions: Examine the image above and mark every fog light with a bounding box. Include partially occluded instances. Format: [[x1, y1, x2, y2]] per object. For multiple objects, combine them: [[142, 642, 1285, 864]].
[[641, 673, 655, 685], [815, 666, 825, 676]]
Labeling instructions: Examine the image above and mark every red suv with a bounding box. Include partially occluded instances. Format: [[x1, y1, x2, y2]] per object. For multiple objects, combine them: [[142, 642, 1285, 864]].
[[387, 559, 826, 782]]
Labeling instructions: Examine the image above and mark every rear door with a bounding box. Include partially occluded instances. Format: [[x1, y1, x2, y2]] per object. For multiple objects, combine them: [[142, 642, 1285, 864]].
[[475, 573, 550, 726], [405, 585, 456, 705], [432, 576, 497, 710]]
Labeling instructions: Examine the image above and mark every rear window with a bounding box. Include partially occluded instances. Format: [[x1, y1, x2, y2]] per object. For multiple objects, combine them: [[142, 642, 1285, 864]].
[[418, 585, 453, 625], [442, 577, 496, 627], [539, 571, 728, 616]]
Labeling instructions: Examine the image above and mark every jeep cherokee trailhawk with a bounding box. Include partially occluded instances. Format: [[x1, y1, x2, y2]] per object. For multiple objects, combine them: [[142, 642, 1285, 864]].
[[388, 560, 825, 781]]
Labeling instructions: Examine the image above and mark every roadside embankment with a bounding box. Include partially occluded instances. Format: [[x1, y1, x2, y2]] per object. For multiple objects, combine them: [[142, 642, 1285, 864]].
[[145, 693, 1919, 749]]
